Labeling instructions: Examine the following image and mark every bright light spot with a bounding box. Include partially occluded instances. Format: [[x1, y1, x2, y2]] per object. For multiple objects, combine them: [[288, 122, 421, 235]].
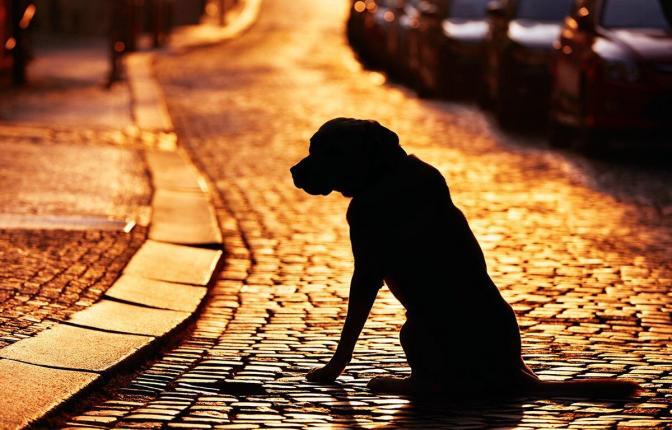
[[354, 1, 366, 13], [384, 10, 394, 22], [562, 45, 573, 55], [4, 37, 16, 50], [114, 41, 126, 52], [367, 71, 386, 86], [206, 2, 219, 16], [578, 7, 589, 17], [19, 4, 36, 29], [366, 1, 377, 12]]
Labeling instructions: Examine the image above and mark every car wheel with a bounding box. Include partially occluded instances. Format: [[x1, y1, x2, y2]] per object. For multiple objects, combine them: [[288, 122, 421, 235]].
[[548, 121, 573, 148], [577, 127, 610, 156], [495, 93, 519, 130]]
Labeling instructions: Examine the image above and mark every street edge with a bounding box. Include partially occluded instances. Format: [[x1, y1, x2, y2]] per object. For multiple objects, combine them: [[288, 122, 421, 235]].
[[0, 1, 264, 427]]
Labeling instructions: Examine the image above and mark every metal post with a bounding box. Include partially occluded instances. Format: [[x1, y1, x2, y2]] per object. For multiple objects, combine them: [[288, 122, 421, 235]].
[[219, 0, 226, 26]]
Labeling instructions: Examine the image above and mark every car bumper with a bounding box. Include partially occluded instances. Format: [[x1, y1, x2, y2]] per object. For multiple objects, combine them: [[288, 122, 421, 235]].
[[590, 82, 672, 130]]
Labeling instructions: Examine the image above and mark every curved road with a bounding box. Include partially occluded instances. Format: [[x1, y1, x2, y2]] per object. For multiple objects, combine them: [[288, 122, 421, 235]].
[[61, 0, 671, 428]]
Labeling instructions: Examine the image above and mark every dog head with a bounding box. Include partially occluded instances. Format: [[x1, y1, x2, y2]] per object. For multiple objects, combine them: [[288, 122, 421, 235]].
[[291, 118, 406, 197]]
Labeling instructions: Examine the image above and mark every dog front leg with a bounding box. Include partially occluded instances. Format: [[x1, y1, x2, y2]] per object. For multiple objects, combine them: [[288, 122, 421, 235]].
[[306, 270, 381, 383]]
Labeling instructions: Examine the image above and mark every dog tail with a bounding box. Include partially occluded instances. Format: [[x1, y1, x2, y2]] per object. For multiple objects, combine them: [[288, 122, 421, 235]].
[[531, 378, 640, 398]]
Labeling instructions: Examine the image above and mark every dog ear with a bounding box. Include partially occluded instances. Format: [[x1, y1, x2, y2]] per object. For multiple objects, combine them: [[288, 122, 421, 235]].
[[362, 120, 405, 175]]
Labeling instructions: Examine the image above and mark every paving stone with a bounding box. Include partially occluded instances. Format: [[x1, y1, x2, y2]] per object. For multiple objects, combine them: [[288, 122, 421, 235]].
[[149, 189, 222, 245], [105, 274, 207, 312], [146, 150, 206, 192], [127, 53, 174, 132], [124, 240, 222, 285], [66, 299, 190, 337], [0, 359, 99, 429], [0, 323, 152, 372]]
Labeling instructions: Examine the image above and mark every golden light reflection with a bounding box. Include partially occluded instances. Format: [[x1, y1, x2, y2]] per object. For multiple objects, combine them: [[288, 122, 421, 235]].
[[4, 37, 16, 50], [384, 10, 395, 22], [354, 1, 366, 13], [19, 4, 36, 29], [205, 2, 219, 16]]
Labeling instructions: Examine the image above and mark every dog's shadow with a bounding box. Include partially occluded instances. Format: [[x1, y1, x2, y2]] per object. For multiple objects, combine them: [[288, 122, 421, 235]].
[[322, 383, 526, 429]]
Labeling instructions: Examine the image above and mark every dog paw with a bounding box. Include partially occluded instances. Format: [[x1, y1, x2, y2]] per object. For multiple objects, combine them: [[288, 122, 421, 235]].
[[367, 376, 414, 395]]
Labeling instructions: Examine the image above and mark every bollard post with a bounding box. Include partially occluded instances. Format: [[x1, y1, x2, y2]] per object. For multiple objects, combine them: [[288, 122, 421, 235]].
[[219, 0, 226, 26], [9, 0, 35, 86], [108, 0, 136, 86]]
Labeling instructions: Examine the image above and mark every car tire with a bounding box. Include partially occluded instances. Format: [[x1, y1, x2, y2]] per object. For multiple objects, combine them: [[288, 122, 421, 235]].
[[496, 94, 519, 130], [548, 121, 573, 148], [577, 127, 609, 156]]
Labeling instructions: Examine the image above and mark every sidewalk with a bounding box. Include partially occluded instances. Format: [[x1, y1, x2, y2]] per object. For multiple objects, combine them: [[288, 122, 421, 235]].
[[0, 34, 132, 129], [0, 34, 150, 348], [0, 11, 253, 425]]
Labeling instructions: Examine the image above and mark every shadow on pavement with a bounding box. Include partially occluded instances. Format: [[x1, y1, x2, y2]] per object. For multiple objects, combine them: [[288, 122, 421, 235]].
[[322, 382, 525, 429]]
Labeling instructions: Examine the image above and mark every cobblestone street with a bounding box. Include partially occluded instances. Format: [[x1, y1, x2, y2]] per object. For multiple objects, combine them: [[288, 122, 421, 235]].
[[60, 0, 671, 428]]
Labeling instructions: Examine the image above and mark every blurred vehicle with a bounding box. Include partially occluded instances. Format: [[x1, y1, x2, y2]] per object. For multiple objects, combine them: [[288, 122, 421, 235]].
[[387, 0, 422, 82], [415, 0, 491, 98], [347, 0, 392, 68], [347, 0, 369, 55], [550, 0, 672, 145], [381, 0, 409, 78], [484, 0, 574, 127]]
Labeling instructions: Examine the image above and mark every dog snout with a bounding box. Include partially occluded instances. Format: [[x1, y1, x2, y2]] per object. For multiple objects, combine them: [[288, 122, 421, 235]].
[[290, 158, 309, 189]]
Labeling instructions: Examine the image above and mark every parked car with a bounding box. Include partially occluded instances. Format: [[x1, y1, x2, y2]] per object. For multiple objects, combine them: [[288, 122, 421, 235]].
[[415, 0, 491, 98], [368, 0, 401, 67], [347, 1, 374, 63], [483, 0, 574, 127], [347, 0, 395, 68], [391, 0, 424, 83], [550, 0, 672, 145], [382, 0, 412, 79]]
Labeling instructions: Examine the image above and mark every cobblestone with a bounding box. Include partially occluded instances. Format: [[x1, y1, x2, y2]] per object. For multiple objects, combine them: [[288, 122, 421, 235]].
[[61, 0, 671, 428]]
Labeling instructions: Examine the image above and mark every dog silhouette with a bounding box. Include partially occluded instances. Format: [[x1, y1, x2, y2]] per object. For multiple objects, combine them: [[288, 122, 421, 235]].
[[291, 117, 639, 398]]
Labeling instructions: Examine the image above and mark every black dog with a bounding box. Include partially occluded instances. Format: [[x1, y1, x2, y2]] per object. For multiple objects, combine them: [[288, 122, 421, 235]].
[[291, 118, 639, 397]]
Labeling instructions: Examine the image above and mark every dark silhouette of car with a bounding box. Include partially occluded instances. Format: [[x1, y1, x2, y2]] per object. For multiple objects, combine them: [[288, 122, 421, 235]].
[[550, 0, 672, 145], [347, 1, 377, 65], [483, 0, 574, 127], [415, 0, 491, 98], [393, 0, 426, 87], [347, 0, 397, 68], [383, 0, 419, 80]]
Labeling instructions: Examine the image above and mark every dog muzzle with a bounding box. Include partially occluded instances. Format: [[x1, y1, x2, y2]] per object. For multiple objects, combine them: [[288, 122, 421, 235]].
[[290, 158, 333, 196]]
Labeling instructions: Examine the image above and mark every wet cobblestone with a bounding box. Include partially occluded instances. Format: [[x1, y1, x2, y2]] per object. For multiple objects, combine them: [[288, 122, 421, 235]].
[[62, 0, 671, 428]]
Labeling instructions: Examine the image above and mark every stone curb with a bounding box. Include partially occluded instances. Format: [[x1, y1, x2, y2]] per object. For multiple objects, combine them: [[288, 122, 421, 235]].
[[0, 1, 264, 426], [0, 146, 223, 429]]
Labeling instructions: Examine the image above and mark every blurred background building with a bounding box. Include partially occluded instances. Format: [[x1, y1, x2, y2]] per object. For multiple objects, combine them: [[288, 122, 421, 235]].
[[0, 0, 239, 87]]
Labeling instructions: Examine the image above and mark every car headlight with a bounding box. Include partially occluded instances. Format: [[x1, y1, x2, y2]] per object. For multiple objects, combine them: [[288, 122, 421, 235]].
[[604, 59, 640, 83]]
